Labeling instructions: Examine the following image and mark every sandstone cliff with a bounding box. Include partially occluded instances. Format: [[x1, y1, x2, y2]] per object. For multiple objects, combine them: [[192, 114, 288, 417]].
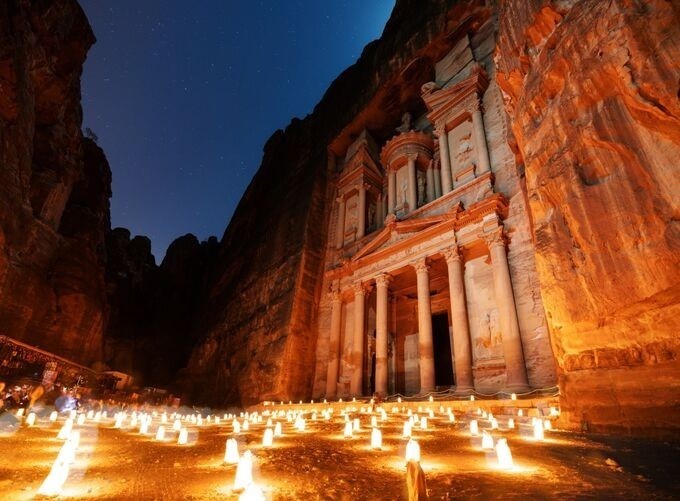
[[181, 0, 486, 405], [105, 229, 218, 386], [0, 0, 109, 366], [496, 0, 680, 434]]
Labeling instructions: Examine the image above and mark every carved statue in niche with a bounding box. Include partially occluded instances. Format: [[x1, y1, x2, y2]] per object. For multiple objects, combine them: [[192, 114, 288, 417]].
[[457, 130, 473, 166], [396, 112, 412, 133], [400, 178, 408, 206], [417, 173, 426, 206], [475, 309, 501, 359], [368, 204, 376, 230], [347, 203, 358, 230]]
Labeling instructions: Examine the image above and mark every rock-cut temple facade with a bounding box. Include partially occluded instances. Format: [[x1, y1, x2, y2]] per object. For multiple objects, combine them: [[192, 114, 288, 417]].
[[312, 39, 557, 399]]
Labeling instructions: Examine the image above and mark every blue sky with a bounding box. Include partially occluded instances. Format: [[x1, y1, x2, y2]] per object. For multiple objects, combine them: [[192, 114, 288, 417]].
[[79, 0, 395, 260]]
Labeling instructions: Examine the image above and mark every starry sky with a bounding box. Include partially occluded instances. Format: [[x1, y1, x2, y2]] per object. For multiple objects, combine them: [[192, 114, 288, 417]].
[[79, 1, 395, 261]]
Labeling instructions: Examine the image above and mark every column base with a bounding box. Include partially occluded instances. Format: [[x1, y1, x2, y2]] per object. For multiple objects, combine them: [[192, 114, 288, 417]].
[[453, 385, 475, 396], [504, 383, 531, 394]]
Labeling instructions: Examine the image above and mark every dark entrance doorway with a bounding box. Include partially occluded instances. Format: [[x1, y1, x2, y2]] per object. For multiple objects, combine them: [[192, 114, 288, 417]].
[[432, 312, 455, 387], [370, 352, 376, 395]]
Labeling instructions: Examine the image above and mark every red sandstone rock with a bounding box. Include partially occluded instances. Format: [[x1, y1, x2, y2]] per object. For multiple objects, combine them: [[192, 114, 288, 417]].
[[496, 0, 680, 434], [0, 0, 106, 366]]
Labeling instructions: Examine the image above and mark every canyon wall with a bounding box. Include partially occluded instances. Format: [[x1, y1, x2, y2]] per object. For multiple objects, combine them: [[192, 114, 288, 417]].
[[182, 0, 470, 405], [105, 229, 218, 386], [496, 0, 680, 434], [0, 0, 109, 366]]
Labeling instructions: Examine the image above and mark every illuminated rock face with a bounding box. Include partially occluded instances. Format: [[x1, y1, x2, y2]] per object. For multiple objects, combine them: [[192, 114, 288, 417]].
[[184, 0, 678, 435], [0, 0, 109, 366], [495, 0, 680, 434]]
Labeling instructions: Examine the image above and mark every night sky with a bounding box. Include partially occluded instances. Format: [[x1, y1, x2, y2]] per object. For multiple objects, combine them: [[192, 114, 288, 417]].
[[79, 1, 395, 261]]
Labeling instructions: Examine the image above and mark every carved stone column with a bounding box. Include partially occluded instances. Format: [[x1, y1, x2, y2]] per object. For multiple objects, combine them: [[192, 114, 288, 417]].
[[350, 282, 367, 395], [433, 166, 442, 199], [325, 289, 343, 398], [436, 125, 453, 194], [444, 246, 474, 393], [375, 274, 391, 396], [413, 259, 435, 393], [335, 197, 345, 250], [482, 227, 530, 392], [388, 170, 396, 214], [425, 161, 435, 203], [357, 184, 367, 239], [471, 102, 491, 174], [407, 154, 417, 211]]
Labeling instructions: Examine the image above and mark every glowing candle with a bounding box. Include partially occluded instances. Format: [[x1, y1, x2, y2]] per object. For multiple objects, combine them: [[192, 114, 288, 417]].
[[239, 482, 265, 500], [397, 397, 402, 403], [543, 419, 552, 431], [550, 406, 559, 416], [266, 418, 272, 427], [26, 412, 36, 427], [16, 408, 25, 417], [470, 395, 475, 401], [37, 449, 70, 496], [197, 416, 203, 426], [49, 411, 58, 423], [173, 419, 182, 432], [518, 409, 523, 417], [428, 409, 434, 419], [225, 438, 239, 463], [419, 417, 428, 430], [215, 417, 221, 424], [114, 414, 123, 429], [232, 419, 241, 434], [344, 421, 353, 438], [533, 420, 545, 441], [370, 428, 382, 449], [481, 431, 494, 450], [507, 418, 515, 429], [511, 392, 517, 400], [352, 418, 360, 431], [262, 428, 273, 447], [86, 410, 94, 420], [495, 438, 514, 469], [469, 419, 479, 436], [155, 425, 166, 441], [94, 411, 101, 422], [242, 420, 250, 432], [57, 419, 73, 440], [77, 414, 86, 426], [233, 451, 254, 491], [405, 439, 420, 462], [161, 413, 167, 424], [490, 418, 499, 430], [274, 422, 282, 436], [178, 427, 188, 445], [371, 416, 378, 427], [402, 421, 412, 438], [448, 412, 455, 423], [139, 419, 149, 435]]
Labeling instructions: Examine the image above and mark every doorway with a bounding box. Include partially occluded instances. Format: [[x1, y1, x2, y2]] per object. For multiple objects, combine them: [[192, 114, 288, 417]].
[[432, 312, 454, 386]]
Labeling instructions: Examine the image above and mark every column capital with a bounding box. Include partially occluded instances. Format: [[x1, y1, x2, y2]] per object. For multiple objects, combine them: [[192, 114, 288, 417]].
[[328, 288, 342, 303], [480, 226, 506, 250], [407, 152, 418, 162], [374, 273, 392, 287], [470, 99, 484, 114], [336, 195, 345, 204], [434, 124, 447, 137], [411, 258, 430, 274], [443, 246, 463, 264], [352, 281, 371, 296]]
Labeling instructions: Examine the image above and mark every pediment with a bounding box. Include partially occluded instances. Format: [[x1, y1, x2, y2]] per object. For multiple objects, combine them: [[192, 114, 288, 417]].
[[351, 213, 447, 262]]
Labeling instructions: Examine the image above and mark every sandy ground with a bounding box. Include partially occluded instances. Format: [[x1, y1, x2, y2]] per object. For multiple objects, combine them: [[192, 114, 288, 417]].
[[0, 404, 678, 500]]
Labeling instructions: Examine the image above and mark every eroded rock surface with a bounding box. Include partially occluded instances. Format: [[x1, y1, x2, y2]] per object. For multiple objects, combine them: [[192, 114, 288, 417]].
[[496, 0, 680, 434], [0, 0, 107, 366]]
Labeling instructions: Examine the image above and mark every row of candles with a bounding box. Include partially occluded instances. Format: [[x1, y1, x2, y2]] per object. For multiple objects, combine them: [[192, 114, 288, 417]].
[[12, 398, 559, 499]]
